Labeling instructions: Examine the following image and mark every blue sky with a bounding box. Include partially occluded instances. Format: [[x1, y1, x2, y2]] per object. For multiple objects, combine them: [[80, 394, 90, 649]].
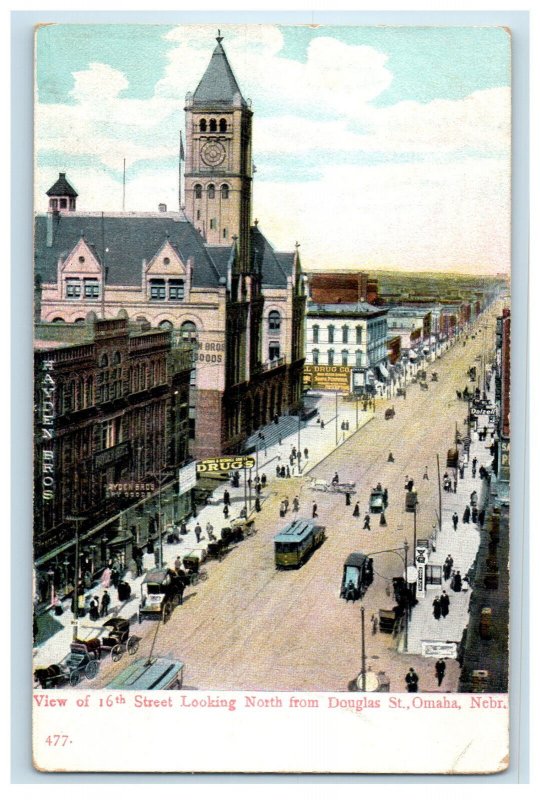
[[35, 24, 511, 273]]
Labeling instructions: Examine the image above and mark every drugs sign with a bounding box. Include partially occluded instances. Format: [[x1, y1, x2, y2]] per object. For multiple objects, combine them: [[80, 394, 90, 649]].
[[197, 456, 256, 473]]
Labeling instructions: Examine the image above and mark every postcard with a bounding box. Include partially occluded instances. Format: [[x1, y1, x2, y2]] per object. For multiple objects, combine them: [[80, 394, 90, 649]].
[[32, 22, 511, 773]]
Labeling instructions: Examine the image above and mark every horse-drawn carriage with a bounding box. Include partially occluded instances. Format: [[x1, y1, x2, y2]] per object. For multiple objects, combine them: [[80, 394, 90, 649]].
[[340, 553, 374, 602], [417, 369, 427, 381], [385, 406, 395, 420], [34, 639, 101, 688], [182, 552, 209, 585], [309, 478, 356, 495], [100, 617, 139, 662], [431, 372, 438, 382], [396, 387, 406, 398], [419, 381, 429, 391], [138, 568, 185, 624]]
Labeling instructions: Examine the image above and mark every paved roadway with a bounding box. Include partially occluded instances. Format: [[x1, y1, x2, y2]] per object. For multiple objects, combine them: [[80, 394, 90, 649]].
[[94, 304, 501, 694]]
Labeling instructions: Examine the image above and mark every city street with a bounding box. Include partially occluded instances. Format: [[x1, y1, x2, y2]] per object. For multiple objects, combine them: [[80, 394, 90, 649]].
[[81, 304, 500, 695], [33, 306, 500, 694]]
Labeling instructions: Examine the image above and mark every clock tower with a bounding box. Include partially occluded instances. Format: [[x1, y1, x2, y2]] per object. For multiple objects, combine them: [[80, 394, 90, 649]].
[[184, 34, 253, 272]]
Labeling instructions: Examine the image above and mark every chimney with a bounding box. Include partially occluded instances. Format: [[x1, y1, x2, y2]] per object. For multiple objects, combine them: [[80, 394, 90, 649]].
[[46, 212, 54, 247], [158, 203, 167, 213]]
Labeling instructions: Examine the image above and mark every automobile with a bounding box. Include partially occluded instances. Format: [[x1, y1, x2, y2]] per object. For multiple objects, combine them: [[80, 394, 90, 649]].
[[138, 569, 184, 624], [369, 488, 385, 513], [340, 553, 374, 602]]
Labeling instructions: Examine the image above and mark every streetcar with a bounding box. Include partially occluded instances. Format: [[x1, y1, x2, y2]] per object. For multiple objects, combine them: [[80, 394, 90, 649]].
[[274, 518, 326, 569], [105, 657, 185, 691]]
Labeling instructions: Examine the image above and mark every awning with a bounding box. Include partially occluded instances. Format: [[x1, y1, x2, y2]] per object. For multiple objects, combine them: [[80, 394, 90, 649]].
[[378, 364, 389, 379]]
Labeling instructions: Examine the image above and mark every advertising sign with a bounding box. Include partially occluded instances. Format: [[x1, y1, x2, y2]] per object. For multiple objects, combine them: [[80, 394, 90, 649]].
[[415, 540, 429, 598], [303, 365, 350, 392], [421, 641, 458, 659], [197, 456, 256, 474], [178, 461, 197, 495]]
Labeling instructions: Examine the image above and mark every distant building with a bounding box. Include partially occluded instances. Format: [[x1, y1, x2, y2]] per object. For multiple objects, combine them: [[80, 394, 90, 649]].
[[495, 308, 510, 483], [304, 302, 388, 393], [34, 318, 192, 565]]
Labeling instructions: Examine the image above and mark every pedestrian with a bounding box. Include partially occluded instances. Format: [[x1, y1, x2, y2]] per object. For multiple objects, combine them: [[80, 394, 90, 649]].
[[292, 446, 297, 459], [289, 454, 294, 467], [423, 466, 429, 480], [435, 659, 446, 687], [256, 482, 262, 495], [145, 537, 154, 556], [453, 478, 457, 493], [345, 492, 351, 506], [471, 506, 478, 524], [452, 512, 458, 531], [261, 473, 267, 487], [463, 505, 471, 524], [470, 490, 478, 506], [332, 472, 339, 485], [312, 502, 318, 518], [443, 555, 453, 581], [89, 598, 99, 622], [174, 555, 182, 574], [223, 489, 231, 507], [293, 496, 300, 512], [353, 502, 360, 518], [280, 501, 286, 518], [405, 668, 419, 693], [459, 465, 465, 479], [100, 590, 110, 618], [304, 447, 309, 460], [195, 522, 202, 543], [451, 570, 462, 593], [280, 466, 286, 478], [223, 504, 229, 519], [440, 590, 450, 618], [478, 508, 485, 527], [379, 511, 387, 527], [432, 596, 442, 620], [321, 420, 325, 429], [388, 452, 394, 462], [255, 497, 261, 513], [240, 505, 247, 518], [276, 465, 281, 478], [286, 466, 291, 478], [363, 514, 371, 531], [407, 478, 414, 491], [206, 522, 216, 542]]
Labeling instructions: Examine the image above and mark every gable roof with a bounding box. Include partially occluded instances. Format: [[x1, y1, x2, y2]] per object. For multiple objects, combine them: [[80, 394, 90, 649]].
[[46, 173, 78, 197], [192, 39, 246, 106], [251, 226, 291, 289], [35, 214, 223, 289]]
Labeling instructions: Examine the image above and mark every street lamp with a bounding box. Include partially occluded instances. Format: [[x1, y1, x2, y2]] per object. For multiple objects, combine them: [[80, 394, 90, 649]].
[[47, 567, 55, 607], [65, 514, 86, 641], [335, 390, 339, 446], [366, 542, 410, 653]]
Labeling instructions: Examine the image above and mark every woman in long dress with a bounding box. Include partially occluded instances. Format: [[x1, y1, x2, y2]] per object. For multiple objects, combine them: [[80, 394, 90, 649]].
[[432, 596, 442, 620], [100, 566, 111, 589]]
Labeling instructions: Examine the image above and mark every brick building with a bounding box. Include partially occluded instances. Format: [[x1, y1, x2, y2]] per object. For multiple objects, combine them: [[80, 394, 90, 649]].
[[34, 318, 192, 565]]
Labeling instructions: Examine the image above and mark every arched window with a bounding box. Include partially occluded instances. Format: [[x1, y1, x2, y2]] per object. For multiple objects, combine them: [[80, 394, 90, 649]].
[[52, 317, 65, 323], [341, 350, 349, 366], [194, 184, 202, 199], [312, 324, 319, 344], [99, 354, 109, 368], [312, 349, 320, 366], [268, 311, 281, 331], [158, 320, 173, 330], [219, 118, 227, 132], [221, 184, 229, 200], [207, 184, 215, 199], [209, 118, 217, 132], [328, 349, 335, 366], [113, 351, 121, 365], [180, 321, 198, 343], [199, 119, 207, 132]]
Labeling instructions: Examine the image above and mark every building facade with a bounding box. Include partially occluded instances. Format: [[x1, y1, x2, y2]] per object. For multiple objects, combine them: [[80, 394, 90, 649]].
[[36, 35, 306, 459], [34, 318, 192, 564], [304, 302, 388, 392]]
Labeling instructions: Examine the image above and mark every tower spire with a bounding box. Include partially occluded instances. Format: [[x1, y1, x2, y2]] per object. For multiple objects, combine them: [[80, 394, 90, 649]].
[[216, 29, 223, 44]]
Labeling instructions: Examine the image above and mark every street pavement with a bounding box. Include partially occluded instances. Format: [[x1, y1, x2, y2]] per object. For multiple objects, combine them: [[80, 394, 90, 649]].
[[34, 307, 501, 696]]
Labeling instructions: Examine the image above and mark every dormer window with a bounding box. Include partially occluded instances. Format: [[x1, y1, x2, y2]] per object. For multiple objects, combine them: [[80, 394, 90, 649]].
[[149, 279, 166, 300], [84, 279, 100, 298], [169, 280, 184, 301], [65, 278, 81, 298]]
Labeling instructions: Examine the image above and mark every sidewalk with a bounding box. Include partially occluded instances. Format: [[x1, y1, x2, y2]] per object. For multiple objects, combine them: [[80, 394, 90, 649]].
[[401, 382, 496, 655], [34, 393, 374, 668]]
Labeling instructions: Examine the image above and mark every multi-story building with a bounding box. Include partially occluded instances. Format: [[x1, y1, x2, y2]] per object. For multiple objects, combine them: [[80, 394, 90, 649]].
[[305, 271, 380, 305], [495, 308, 510, 484], [34, 318, 192, 566], [304, 302, 388, 392], [35, 34, 306, 459]]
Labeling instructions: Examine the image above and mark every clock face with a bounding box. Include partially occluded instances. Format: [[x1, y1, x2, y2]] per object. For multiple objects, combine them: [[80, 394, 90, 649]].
[[201, 140, 226, 167]]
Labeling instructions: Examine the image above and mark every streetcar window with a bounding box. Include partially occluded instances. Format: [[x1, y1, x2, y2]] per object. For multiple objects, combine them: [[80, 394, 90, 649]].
[[145, 584, 163, 594]]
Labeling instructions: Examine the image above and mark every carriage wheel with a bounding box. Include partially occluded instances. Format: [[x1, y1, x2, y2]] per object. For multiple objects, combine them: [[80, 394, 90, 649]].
[[127, 636, 139, 656], [69, 669, 80, 687], [85, 660, 99, 679], [162, 601, 173, 623], [111, 644, 123, 662], [191, 574, 199, 587], [199, 570, 208, 582]]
